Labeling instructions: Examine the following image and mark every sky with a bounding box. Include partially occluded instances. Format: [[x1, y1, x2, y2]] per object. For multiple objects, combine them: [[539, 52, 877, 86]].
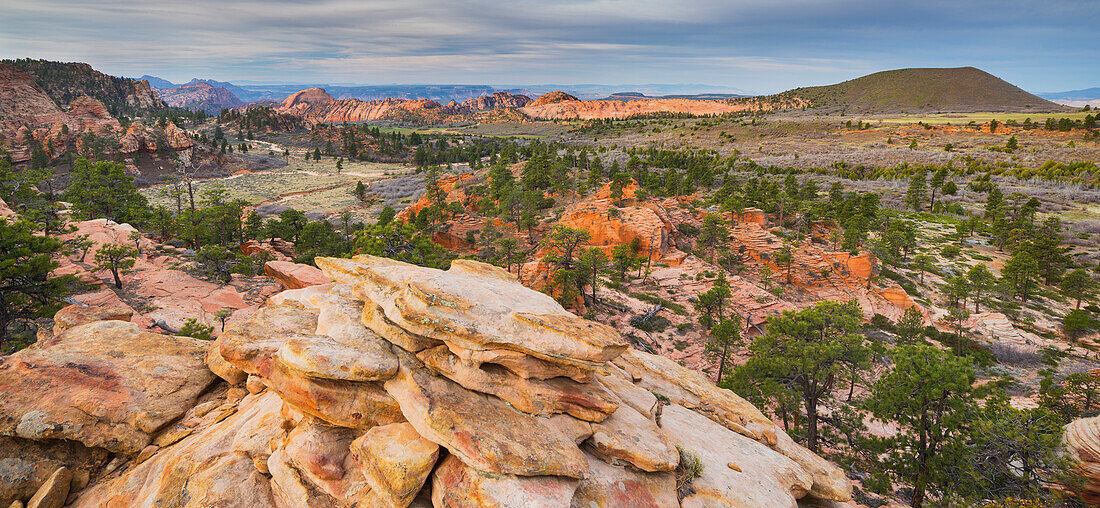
[[0, 0, 1097, 94]]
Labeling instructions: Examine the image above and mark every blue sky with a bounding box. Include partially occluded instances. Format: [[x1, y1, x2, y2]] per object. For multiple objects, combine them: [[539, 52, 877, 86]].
[[0, 0, 1096, 94]]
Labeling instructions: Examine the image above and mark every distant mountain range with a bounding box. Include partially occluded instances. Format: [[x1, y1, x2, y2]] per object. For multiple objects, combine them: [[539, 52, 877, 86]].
[[1037, 88, 1100, 108], [138, 75, 747, 104], [597, 91, 747, 101], [138, 67, 1077, 116]]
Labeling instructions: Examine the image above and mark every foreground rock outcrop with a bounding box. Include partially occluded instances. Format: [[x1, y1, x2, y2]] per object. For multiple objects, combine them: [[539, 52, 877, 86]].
[[1, 255, 851, 506], [1064, 415, 1100, 504]]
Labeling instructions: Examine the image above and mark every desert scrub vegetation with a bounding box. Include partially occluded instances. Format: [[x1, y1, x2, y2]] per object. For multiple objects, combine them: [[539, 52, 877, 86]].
[[674, 446, 704, 500]]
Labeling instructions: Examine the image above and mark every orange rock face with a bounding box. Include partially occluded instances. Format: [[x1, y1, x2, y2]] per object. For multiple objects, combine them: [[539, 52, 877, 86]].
[[66, 95, 120, 134], [264, 260, 332, 289], [728, 219, 922, 322], [0, 62, 70, 133], [557, 198, 676, 261], [395, 173, 475, 221], [164, 121, 193, 150]]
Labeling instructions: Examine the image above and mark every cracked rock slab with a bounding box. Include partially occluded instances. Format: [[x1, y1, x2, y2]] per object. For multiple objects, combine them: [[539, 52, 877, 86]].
[[0, 320, 215, 454]]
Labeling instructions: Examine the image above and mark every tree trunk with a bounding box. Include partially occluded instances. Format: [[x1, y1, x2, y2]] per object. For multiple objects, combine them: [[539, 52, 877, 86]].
[[112, 268, 122, 289], [805, 397, 818, 452], [716, 346, 727, 383]]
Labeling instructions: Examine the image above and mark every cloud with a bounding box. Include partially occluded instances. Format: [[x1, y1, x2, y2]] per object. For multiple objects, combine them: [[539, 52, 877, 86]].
[[0, 0, 1096, 92]]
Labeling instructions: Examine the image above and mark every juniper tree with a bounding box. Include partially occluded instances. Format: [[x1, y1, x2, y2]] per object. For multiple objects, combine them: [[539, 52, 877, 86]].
[[95, 243, 137, 289], [864, 345, 976, 508]]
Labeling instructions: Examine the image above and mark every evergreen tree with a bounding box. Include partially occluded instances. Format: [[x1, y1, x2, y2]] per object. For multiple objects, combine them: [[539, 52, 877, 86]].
[[864, 345, 976, 508], [707, 316, 742, 383], [730, 300, 869, 452], [94, 243, 137, 289], [0, 218, 76, 350], [904, 170, 928, 211], [1061, 269, 1096, 309], [64, 158, 149, 224]]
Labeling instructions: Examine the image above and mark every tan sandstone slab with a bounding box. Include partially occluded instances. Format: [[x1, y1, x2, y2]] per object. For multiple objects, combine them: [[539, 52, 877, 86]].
[[71, 391, 285, 507], [273, 293, 398, 382], [382, 351, 589, 479], [613, 348, 851, 501], [51, 304, 132, 335], [282, 418, 372, 503], [350, 422, 439, 507], [317, 256, 627, 368], [359, 297, 441, 353], [661, 404, 813, 508], [416, 345, 620, 422], [586, 402, 678, 472], [264, 359, 404, 429], [570, 452, 678, 508], [430, 455, 579, 508], [217, 301, 320, 377], [0, 320, 215, 454]]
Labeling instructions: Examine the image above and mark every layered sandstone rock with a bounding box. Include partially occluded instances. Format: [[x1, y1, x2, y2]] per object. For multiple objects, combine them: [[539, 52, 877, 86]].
[[445, 91, 532, 114], [1064, 416, 1100, 504], [0, 63, 70, 133], [558, 197, 678, 262], [730, 219, 922, 322], [0, 320, 215, 455], [0, 255, 851, 507], [198, 255, 851, 506], [264, 260, 331, 289], [521, 91, 770, 120], [65, 95, 120, 134]]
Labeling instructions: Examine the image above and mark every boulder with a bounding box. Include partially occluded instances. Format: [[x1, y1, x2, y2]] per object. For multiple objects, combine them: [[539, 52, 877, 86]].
[[25, 467, 69, 508], [0, 320, 215, 454], [51, 304, 132, 334], [265, 260, 331, 289], [350, 422, 439, 507]]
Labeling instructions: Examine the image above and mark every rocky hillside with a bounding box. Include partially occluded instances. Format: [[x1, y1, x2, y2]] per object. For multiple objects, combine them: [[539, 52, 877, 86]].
[[2, 58, 164, 116], [277, 89, 536, 125], [0, 252, 851, 507], [155, 81, 244, 113], [782, 66, 1067, 113], [519, 92, 776, 119], [275, 86, 788, 124]]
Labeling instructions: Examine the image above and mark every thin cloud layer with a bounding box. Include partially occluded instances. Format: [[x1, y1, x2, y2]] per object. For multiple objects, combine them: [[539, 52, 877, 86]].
[[0, 0, 1096, 93]]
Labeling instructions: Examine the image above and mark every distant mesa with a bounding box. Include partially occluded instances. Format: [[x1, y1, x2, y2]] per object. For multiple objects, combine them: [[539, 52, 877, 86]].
[[601, 91, 747, 102], [281, 87, 336, 109], [782, 66, 1067, 113], [530, 91, 580, 106]]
